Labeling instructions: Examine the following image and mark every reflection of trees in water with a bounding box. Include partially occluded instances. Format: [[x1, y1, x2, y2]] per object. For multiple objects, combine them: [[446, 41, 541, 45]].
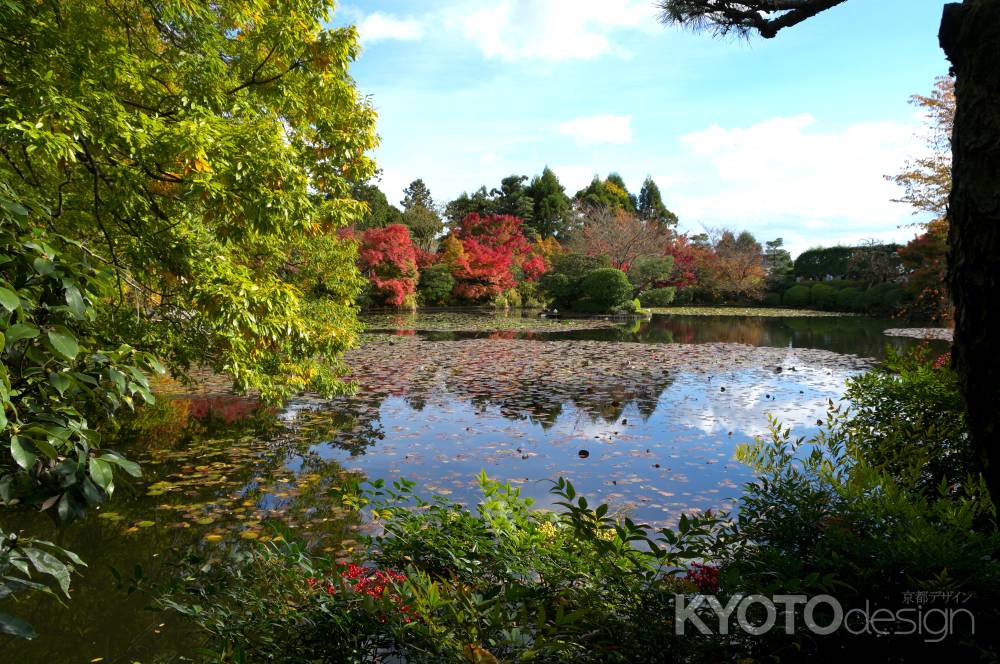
[[306, 351, 676, 453], [634, 315, 942, 358], [4, 400, 364, 664]]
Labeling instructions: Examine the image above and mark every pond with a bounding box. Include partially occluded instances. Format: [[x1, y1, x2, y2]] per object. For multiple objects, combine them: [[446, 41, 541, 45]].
[[2, 310, 948, 663]]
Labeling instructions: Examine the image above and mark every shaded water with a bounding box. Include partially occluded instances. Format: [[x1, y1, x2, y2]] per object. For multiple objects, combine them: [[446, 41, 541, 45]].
[[2, 312, 947, 663]]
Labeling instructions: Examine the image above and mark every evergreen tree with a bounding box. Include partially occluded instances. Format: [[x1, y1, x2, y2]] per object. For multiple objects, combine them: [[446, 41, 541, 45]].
[[526, 167, 573, 239], [491, 175, 534, 223], [399, 179, 443, 249], [637, 176, 678, 229], [401, 178, 435, 211]]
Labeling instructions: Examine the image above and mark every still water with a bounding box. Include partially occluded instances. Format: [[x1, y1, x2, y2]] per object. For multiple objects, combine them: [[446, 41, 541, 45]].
[[1, 312, 947, 663]]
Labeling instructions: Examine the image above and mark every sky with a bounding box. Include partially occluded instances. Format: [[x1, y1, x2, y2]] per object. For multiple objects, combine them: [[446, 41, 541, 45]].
[[330, 0, 950, 257]]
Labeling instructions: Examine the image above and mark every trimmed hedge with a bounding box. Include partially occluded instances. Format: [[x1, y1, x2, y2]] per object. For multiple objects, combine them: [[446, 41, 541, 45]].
[[864, 282, 907, 313], [763, 292, 783, 307], [638, 287, 676, 307], [783, 285, 811, 307], [810, 283, 838, 310], [836, 287, 864, 312], [579, 268, 633, 312]]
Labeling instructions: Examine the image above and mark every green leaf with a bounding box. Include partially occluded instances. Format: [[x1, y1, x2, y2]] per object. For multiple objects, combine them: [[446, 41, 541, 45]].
[[4, 323, 39, 347], [88, 457, 113, 492], [24, 547, 72, 595], [47, 328, 79, 360], [10, 436, 37, 470], [63, 281, 85, 319], [1, 197, 29, 219], [49, 372, 72, 396], [0, 286, 20, 312], [99, 451, 141, 478], [0, 611, 36, 639]]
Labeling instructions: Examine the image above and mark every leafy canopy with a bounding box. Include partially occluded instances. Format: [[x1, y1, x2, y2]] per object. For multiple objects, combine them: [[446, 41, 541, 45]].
[[1, 0, 378, 403]]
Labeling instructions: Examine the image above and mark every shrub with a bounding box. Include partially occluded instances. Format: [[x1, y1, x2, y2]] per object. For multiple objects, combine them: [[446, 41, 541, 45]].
[[579, 268, 633, 312], [725, 405, 999, 661], [638, 287, 676, 307], [674, 287, 695, 305], [863, 282, 907, 313], [835, 286, 864, 311], [782, 284, 811, 307], [539, 253, 612, 309], [762, 292, 783, 307], [416, 264, 454, 306], [844, 347, 973, 492], [164, 474, 723, 664], [810, 283, 838, 309]]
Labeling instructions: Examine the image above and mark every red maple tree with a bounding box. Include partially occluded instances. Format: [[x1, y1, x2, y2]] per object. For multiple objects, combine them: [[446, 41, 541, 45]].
[[446, 213, 536, 300], [358, 224, 419, 307]]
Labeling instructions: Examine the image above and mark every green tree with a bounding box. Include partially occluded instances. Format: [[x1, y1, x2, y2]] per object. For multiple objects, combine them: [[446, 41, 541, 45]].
[[1, 0, 376, 628], [763, 238, 793, 289], [637, 176, 678, 229], [400, 179, 443, 249], [352, 181, 404, 230], [525, 167, 573, 239], [627, 255, 675, 293], [1, 0, 376, 403], [445, 187, 494, 225], [491, 175, 534, 223], [400, 179, 435, 211], [575, 175, 634, 212]]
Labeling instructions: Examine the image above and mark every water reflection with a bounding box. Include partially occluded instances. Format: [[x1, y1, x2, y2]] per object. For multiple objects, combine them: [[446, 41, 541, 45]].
[[374, 313, 949, 360], [3, 312, 924, 663]]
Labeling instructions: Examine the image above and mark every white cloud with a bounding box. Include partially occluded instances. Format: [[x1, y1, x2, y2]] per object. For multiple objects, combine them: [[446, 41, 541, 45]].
[[668, 114, 922, 256], [451, 0, 657, 61], [551, 165, 598, 193], [557, 114, 633, 145], [356, 12, 424, 45], [479, 152, 498, 165]]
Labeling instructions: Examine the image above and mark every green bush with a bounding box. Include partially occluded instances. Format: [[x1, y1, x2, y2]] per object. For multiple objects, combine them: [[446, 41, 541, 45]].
[[538, 253, 611, 309], [810, 283, 838, 309], [844, 347, 973, 492], [762, 292, 783, 307], [674, 287, 695, 305], [579, 268, 633, 312], [638, 287, 676, 307], [835, 286, 864, 311], [726, 405, 999, 661], [863, 282, 908, 313], [163, 474, 722, 664], [782, 284, 811, 307], [416, 264, 455, 306], [824, 279, 865, 291]]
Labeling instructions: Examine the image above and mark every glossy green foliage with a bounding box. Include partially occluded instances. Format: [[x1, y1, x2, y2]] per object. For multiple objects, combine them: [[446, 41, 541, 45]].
[[1, 192, 154, 637], [0, 529, 85, 640]]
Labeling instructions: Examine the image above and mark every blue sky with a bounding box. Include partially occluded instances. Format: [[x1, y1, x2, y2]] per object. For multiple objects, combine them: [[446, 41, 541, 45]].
[[332, 1, 949, 256]]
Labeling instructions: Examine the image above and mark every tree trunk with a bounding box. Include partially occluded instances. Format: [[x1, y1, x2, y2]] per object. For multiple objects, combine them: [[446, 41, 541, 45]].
[[939, 1, 1000, 506]]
